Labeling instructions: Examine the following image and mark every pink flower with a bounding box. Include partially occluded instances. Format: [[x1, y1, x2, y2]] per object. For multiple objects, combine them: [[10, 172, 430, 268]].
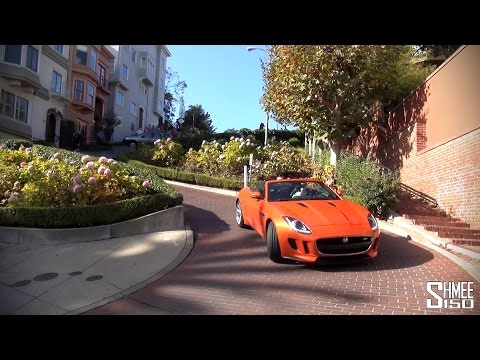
[[8, 192, 20, 203], [98, 166, 106, 175], [20, 162, 27, 168], [73, 175, 82, 184], [104, 169, 112, 177], [81, 155, 92, 164], [166, 138, 172, 142], [142, 180, 151, 188], [107, 158, 115, 164], [86, 161, 95, 170], [53, 152, 61, 159], [98, 156, 108, 163], [27, 165, 35, 172], [72, 184, 82, 193], [88, 176, 96, 184]]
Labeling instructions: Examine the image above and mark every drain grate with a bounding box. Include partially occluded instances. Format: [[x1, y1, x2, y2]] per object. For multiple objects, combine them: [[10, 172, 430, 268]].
[[86, 275, 103, 282], [11, 280, 31, 287], [33, 273, 59, 281]]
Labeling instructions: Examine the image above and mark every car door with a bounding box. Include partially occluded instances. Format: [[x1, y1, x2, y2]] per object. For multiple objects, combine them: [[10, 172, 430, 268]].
[[249, 182, 266, 236]]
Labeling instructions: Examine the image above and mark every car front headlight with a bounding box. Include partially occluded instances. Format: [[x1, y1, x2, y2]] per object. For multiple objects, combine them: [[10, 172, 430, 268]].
[[283, 216, 312, 234], [367, 213, 379, 231]]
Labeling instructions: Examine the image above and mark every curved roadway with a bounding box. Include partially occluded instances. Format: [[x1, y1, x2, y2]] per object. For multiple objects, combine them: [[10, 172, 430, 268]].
[[88, 184, 480, 315]]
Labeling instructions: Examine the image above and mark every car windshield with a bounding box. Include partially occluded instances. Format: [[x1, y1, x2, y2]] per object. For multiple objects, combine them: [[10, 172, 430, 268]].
[[267, 181, 339, 201]]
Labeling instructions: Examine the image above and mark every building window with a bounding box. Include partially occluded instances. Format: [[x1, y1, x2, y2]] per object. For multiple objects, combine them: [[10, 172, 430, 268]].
[[4, 45, 22, 64], [0, 89, 15, 118], [139, 83, 147, 95], [141, 57, 146, 68], [116, 91, 124, 107], [159, 79, 164, 92], [98, 64, 106, 87], [87, 83, 95, 106], [76, 45, 88, 65], [26, 46, 39, 72], [15, 97, 28, 122], [147, 59, 155, 75], [54, 45, 64, 54], [73, 80, 85, 101], [51, 71, 62, 93], [131, 51, 136, 63], [130, 101, 137, 116], [121, 64, 128, 80], [89, 49, 97, 72], [124, 45, 130, 52]]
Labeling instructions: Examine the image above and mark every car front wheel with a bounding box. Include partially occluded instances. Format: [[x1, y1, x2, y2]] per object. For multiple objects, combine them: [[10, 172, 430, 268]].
[[236, 200, 246, 228], [266, 222, 283, 263]]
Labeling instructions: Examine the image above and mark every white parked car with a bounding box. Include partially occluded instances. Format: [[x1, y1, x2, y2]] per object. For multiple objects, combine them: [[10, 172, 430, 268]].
[[123, 132, 170, 146]]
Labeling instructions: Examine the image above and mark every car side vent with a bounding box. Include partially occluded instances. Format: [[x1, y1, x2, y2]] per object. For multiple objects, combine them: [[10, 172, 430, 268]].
[[327, 202, 337, 207], [296, 203, 308, 208]]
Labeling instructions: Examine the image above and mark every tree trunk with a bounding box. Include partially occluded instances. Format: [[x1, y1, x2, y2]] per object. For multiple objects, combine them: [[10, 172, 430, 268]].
[[329, 141, 341, 166]]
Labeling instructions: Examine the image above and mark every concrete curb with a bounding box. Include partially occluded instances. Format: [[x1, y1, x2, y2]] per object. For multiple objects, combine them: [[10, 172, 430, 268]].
[[165, 180, 238, 197], [66, 227, 195, 315], [0, 205, 184, 245]]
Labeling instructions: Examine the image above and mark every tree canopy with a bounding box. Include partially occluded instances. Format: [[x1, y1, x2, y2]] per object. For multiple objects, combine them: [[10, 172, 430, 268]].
[[261, 45, 433, 147], [182, 105, 215, 133], [163, 68, 187, 123]]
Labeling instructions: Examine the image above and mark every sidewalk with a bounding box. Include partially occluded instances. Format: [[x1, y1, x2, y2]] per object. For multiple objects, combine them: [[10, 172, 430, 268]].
[[0, 228, 193, 315]]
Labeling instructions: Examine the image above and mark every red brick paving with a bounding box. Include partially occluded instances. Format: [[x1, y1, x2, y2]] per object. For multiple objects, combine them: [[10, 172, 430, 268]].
[[87, 185, 480, 315]]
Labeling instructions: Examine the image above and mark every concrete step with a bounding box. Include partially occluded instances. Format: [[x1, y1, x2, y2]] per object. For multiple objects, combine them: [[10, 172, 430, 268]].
[[450, 239, 480, 246], [424, 225, 480, 234]]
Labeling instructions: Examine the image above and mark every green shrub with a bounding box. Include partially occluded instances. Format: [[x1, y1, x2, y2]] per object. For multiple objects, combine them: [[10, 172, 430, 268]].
[[336, 153, 400, 217], [151, 139, 184, 167], [128, 160, 247, 190], [0, 139, 182, 228], [288, 137, 301, 147]]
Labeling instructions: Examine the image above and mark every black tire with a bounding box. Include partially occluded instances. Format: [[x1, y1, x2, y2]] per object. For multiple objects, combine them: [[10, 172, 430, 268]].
[[266, 222, 283, 263], [235, 200, 247, 228]]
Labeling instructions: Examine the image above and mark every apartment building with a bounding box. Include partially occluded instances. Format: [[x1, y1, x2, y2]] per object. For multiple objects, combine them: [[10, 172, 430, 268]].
[[0, 45, 69, 142], [65, 45, 115, 144], [106, 45, 170, 142]]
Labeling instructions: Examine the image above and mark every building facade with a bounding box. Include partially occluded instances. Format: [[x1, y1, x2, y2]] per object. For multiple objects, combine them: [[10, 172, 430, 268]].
[[0, 45, 70, 143], [65, 45, 115, 144], [106, 45, 170, 142]]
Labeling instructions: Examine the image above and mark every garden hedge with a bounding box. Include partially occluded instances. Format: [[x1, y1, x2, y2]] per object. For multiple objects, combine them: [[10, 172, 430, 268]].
[[0, 139, 182, 228], [127, 160, 254, 191]]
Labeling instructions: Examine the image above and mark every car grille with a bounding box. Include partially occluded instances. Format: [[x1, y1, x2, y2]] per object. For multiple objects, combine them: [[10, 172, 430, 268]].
[[316, 237, 372, 255]]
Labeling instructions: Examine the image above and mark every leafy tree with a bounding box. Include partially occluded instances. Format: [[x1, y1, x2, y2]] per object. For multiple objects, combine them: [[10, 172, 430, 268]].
[[261, 45, 433, 164], [416, 45, 460, 59], [163, 68, 187, 123], [94, 110, 121, 143], [182, 105, 215, 134]]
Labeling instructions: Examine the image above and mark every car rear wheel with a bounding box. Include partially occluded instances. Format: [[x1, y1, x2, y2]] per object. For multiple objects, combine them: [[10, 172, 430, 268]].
[[266, 222, 283, 263], [236, 200, 246, 228]]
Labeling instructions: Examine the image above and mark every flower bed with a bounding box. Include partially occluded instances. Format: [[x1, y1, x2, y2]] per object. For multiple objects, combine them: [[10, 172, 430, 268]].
[[0, 139, 182, 228]]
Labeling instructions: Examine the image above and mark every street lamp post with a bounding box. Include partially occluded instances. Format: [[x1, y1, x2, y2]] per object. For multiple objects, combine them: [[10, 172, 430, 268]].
[[247, 46, 269, 146]]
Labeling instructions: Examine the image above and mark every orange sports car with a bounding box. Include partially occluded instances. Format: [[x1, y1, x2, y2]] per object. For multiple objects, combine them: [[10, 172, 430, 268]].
[[235, 178, 381, 264]]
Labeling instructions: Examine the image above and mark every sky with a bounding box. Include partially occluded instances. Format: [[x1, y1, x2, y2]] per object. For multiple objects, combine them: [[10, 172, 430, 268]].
[[166, 45, 287, 133]]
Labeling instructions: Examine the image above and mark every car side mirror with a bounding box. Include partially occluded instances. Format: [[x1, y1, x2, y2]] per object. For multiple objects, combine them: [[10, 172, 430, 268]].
[[335, 188, 344, 196], [250, 191, 263, 200]]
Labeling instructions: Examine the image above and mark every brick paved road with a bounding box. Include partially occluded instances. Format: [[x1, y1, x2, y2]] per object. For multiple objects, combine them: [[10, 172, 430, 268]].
[[88, 185, 480, 315]]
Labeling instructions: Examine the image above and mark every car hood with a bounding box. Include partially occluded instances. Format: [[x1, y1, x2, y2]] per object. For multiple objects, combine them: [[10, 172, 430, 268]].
[[269, 200, 367, 226]]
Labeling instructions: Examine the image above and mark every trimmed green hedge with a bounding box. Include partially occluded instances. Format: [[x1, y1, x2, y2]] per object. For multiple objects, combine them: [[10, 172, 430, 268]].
[[127, 160, 252, 191], [0, 139, 182, 228], [0, 193, 180, 228]]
